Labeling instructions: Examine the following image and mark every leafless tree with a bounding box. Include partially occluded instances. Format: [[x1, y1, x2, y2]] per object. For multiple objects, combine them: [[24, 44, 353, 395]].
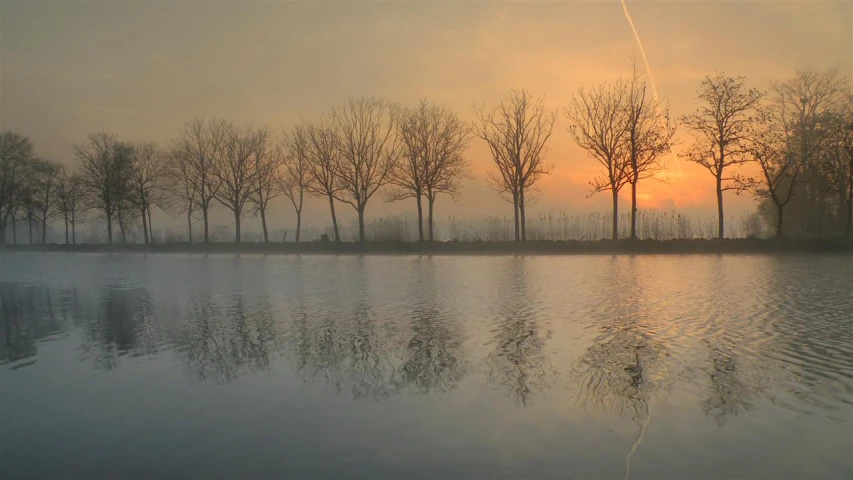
[[742, 107, 804, 237], [332, 96, 400, 243], [565, 82, 630, 240], [390, 100, 471, 242], [248, 127, 279, 243], [30, 159, 61, 244], [171, 118, 226, 243], [820, 98, 853, 237], [0, 132, 36, 244], [473, 90, 556, 242], [74, 133, 133, 244], [303, 118, 343, 242], [214, 123, 258, 243], [680, 73, 765, 239], [129, 141, 170, 244], [623, 65, 676, 239], [54, 168, 89, 244], [280, 125, 314, 242], [167, 144, 198, 243]]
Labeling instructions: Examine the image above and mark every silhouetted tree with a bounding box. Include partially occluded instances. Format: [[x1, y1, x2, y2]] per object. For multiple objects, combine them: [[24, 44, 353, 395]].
[[474, 90, 555, 241], [54, 168, 88, 244], [566, 82, 630, 239], [74, 133, 133, 244], [389, 100, 471, 242], [129, 141, 169, 244], [332, 96, 400, 242], [171, 118, 226, 243], [680, 74, 765, 239], [743, 107, 802, 237], [0, 132, 36, 245], [214, 123, 258, 243], [820, 105, 853, 236], [248, 127, 279, 243], [623, 65, 676, 239], [303, 117, 343, 242], [281, 125, 314, 242], [29, 159, 61, 244]]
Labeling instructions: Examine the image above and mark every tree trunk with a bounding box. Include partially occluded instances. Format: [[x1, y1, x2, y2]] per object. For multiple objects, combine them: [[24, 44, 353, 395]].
[[203, 207, 210, 243], [775, 204, 785, 238], [630, 178, 638, 240], [0, 218, 5, 245], [512, 191, 520, 242], [187, 209, 193, 243], [519, 186, 527, 242], [716, 175, 725, 239], [845, 196, 852, 239], [12, 218, 18, 244], [148, 207, 155, 244], [234, 210, 242, 243], [416, 195, 424, 243], [41, 214, 48, 244], [72, 222, 77, 245], [141, 207, 149, 244], [64, 217, 70, 245], [260, 208, 269, 243], [358, 207, 366, 243], [611, 189, 619, 240], [117, 208, 126, 244], [428, 195, 436, 242], [106, 214, 113, 245], [295, 190, 303, 243], [328, 194, 340, 243]]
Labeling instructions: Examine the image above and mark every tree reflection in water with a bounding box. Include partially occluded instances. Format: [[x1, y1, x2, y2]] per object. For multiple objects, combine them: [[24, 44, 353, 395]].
[[175, 292, 280, 384], [484, 257, 557, 407], [571, 257, 670, 423], [393, 258, 466, 395]]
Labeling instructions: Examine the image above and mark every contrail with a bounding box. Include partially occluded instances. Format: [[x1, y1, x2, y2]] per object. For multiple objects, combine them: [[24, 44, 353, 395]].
[[620, 0, 660, 105], [620, 0, 683, 182]]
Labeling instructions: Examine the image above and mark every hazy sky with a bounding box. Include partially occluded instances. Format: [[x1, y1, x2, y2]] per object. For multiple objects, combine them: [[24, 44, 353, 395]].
[[2, 0, 851, 231]]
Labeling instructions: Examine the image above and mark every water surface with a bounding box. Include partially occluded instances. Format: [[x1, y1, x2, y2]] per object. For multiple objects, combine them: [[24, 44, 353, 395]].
[[2, 252, 852, 479]]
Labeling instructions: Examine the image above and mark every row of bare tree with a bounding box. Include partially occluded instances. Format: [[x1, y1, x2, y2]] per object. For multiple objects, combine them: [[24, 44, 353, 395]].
[[2, 65, 851, 244]]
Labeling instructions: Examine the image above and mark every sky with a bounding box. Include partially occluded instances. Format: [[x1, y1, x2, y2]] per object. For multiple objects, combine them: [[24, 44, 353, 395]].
[[2, 0, 851, 233]]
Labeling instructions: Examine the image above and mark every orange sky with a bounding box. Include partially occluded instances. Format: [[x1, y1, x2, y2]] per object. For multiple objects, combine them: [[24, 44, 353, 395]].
[[2, 0, 851, 229]]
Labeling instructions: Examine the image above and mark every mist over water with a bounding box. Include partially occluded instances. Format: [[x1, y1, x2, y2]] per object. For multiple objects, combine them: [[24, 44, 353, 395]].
[[2, 253, 852, 479]]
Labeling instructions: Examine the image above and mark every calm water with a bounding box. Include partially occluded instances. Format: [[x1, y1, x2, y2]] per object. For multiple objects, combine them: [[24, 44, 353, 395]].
[[2, 252, 852, 479]]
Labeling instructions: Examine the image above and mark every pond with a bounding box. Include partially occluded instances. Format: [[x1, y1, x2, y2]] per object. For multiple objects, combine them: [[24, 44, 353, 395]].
[[1, 252, 852, 479]]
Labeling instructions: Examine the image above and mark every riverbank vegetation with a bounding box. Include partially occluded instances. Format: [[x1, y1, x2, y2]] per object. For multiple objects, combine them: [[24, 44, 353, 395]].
[[2, 65, 851, 246]]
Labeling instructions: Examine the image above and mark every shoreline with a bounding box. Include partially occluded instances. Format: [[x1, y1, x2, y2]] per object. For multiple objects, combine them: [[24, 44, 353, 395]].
[[2, 238, 853, 256]]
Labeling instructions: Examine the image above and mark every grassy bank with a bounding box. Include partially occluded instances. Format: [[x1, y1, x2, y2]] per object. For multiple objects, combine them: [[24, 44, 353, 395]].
[[3, 238, 853, 255]]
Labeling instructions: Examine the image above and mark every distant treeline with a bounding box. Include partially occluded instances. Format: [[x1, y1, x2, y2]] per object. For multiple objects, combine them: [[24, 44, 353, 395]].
[[1, 63, 851, 246]]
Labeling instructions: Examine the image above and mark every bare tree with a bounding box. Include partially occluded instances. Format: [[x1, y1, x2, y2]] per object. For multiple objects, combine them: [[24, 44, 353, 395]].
[[129, 141, 170, 244], [172, 118, 226, 243], [303, 117, 343, 242], [473, 90, 556, 242], [248, 127, 279, 243], [214, 123, 258, 243], [332, 96, 400, 243], [565, 82, 630, 240], [623, 65, 676, 239], [54, 168, 89, 244], [0, 132, 36, 244], [680, 73, 764, 238], [390, 100, 471, 242], [743, 107, 805, 237], [822, 100, 853, 237], [280, 125, 314, 242], [74, 133, 132, 244], [755, 67, 852, 237], [30, 159, 61, 244], [168, 144, 199, 243]]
